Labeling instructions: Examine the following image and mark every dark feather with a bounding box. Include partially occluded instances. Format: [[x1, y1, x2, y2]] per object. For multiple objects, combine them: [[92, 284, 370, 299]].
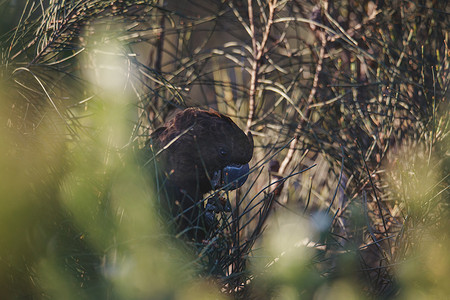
[[141, 108, 253, 241]]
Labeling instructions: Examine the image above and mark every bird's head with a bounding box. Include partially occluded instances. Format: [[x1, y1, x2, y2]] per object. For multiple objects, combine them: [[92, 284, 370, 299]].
[[151, 108, 254, 197]]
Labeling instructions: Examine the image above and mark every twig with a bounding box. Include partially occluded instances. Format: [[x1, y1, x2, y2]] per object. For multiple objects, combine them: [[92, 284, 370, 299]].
[[246, 0, 278, 132], [279, 22, 327, 175]]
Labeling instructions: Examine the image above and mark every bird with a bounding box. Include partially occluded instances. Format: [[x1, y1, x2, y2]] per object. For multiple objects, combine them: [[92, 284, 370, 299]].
[[140, 108, 254, 241]]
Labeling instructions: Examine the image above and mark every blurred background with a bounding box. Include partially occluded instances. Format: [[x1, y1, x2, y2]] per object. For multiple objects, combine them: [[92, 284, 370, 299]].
[[0, 0, 448, 299]]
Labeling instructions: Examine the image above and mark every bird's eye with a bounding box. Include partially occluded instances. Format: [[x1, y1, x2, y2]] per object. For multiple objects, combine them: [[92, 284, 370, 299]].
[[219, 148, 228, 157]]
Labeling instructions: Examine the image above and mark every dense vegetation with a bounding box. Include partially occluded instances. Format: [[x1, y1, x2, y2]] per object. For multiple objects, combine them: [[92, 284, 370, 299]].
[[0, 0, 448, 299]]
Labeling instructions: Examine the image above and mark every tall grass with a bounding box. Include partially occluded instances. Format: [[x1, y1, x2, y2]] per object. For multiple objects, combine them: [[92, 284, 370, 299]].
[[0, 0, 448, 298]]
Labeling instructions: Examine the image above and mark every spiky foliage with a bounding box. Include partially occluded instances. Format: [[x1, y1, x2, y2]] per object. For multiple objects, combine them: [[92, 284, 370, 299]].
[[0, 0, 449, 299]]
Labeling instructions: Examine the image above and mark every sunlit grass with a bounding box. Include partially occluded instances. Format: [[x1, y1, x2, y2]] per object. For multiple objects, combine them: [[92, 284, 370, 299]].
[[0, 0, 449, 299]]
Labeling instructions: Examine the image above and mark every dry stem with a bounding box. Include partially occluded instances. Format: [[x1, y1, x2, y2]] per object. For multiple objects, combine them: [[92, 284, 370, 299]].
[[246, 0, 277, 132]]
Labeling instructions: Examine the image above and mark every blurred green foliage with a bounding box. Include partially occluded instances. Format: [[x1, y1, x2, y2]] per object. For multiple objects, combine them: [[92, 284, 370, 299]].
[[0, 0, 449, 299]]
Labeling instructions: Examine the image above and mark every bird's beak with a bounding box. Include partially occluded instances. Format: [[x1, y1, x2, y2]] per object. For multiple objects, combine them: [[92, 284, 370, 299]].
[[247, 131, 254, 159], [211, 163, 250, 190], [247, 131, 254, 148]]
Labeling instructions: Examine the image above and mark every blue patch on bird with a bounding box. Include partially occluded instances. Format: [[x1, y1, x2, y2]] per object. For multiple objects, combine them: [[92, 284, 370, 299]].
[[222, 163, 250, 189]]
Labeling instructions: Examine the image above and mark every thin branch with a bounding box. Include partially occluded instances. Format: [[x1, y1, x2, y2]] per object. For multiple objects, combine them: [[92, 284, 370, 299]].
[[246, 0, 277, 132], [279, 28, 327, 175]]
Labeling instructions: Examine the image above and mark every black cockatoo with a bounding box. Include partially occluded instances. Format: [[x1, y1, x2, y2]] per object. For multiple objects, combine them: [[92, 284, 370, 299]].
[[141, 108, 254, 241]]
